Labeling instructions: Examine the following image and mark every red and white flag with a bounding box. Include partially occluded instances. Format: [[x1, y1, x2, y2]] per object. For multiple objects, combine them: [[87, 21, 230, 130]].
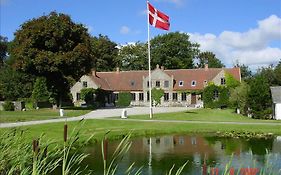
[[148, 3, 170, 30]]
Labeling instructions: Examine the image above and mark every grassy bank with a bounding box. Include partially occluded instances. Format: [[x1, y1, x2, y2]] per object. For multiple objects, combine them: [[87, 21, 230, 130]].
[[127, 108, 281, 123], [0, 108, 91, 123], [1, 108, 281, 143], [2, 118, 281, 144]]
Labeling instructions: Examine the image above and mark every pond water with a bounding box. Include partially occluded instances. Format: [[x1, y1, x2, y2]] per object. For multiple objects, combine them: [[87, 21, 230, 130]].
[[81, 135, 281, 175]]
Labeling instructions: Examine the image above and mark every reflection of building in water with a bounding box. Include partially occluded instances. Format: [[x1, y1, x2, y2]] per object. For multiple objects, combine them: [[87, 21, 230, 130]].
[[272, 136, 281, 153], [140, 135, 221, 160]]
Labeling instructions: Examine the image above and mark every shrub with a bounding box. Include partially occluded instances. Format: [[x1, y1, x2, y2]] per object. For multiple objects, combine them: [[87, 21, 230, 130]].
[[151, 88, 164, 106], [80, 88, 95, 104], [116, 92, 131, 107], [203, 84, 229, 108], [3, 101, 14, 111]]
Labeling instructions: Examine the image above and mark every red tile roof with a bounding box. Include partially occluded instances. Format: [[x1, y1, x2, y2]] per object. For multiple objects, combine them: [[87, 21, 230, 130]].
[[90, 67, 240, 91]]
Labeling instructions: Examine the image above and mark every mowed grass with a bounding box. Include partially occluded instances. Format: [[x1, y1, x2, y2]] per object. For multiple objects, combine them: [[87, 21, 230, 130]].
[[0, 108, 91, 123], [128, 108, 281, 123]]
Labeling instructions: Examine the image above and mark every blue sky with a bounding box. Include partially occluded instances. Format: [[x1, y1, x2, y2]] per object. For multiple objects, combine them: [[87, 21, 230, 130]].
[[1, 0, 281, 69]]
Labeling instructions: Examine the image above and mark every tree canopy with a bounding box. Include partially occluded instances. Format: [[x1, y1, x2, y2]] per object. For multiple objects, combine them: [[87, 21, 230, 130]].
[[91, 34, 118, 71], [117, 42, 148, 70], [197, 51, 224, 68], [150, 32, 200, 69], [10, 12, 94, 104], [0, 36, 8, 68]]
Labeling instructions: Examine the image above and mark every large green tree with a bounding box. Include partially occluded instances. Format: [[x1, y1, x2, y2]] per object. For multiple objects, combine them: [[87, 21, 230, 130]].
[[0, 36, 8, 68], [0, 66, 34, 100], [247, 75, 272, 119], [117, 42, 148, 70], [10, 12, 94, 104], [274, 60, 281, 85], [91, 34, 118, 71], [32, 77, 50, 102], [150, 32, 200, 69], [197, 51, 224, 68]]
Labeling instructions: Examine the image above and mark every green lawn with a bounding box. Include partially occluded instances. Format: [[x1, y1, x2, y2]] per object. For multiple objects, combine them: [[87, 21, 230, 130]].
[[1, 108, 281, 143], [127, 108, 281, 123], [0, 108, 91, 123]]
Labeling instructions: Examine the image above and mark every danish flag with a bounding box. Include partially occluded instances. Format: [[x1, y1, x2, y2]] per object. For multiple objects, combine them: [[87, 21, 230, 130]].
[[148, 3, 170, 30]]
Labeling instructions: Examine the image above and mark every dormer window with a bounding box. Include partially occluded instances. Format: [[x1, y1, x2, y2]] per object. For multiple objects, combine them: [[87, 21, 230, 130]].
[[179, 81, 184, 87], [191, 80, 196, 86], [130, 80, 135, 87], [82, 81, 87, 88]]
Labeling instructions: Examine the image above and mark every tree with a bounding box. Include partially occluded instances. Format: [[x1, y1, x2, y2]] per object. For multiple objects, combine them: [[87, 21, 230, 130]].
[[225, 73, 240, 89], [247, 75, 272, 119], [197, 51, 224, 68], [151, 88, 164, 106], [0, 36, 8, 67], [229, 81, 249, 114], [117, 42, 148, 70], [0, 66, 34, 100], [91, 35, 118, 71], [274, 60, 281, 85], [150, 32, 200, 69], [32, 77, 50, 102], [203, 84, 229, 108], [10, 12, 94, 105], [258, 65, 278, 86]]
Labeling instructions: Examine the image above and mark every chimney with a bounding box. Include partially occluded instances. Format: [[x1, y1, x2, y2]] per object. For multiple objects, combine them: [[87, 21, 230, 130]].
[[161, 66, 164, 70], [91, 68, 97, 77], [204, 64, 208, 71], [116, 67, 120, 73]]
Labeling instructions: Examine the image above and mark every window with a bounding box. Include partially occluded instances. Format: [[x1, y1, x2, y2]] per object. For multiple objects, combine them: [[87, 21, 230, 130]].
[[139, 93, 144, 101], [164, 93, 169, 101], [221, 78, 226, 85], [114, 93, 119, 101], [76, 93, 81, 100], [82, 81, 87, 88], [156, 81, 160, 87], [213, 90, 219, 100], [131, 93, 136, 101], [164, 81, 169, 88], [182, 92, 187, 101], [191, 80, 196, 86], [179, 81, 184, 86], [173, 93, 178, 101], [147, 91, 150, 101], [147, 81, 150, 88], [130, 80, 135, 87]]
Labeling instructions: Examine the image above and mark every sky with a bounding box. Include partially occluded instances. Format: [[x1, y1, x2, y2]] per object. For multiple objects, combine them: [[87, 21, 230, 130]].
[[0, 0, 281, 69]]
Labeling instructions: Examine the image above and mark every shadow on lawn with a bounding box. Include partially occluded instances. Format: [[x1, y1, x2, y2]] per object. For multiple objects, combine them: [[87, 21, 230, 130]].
[[184, 111, 198, 114]]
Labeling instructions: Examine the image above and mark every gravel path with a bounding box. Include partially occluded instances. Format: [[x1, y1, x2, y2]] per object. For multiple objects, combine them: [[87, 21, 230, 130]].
[[0, 107, 189, 128]]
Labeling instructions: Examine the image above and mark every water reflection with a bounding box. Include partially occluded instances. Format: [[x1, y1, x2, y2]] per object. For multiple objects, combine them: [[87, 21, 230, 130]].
[[82, 135, 281, 174]]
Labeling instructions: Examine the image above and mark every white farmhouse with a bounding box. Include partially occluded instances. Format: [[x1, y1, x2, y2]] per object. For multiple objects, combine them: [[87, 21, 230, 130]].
[[270, 86, 281, 120]]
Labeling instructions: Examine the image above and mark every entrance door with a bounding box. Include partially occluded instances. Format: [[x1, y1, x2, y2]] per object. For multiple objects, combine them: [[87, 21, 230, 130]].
[[191, 93, 196, 104]]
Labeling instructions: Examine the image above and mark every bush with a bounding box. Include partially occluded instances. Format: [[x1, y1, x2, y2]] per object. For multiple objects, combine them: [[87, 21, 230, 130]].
[[80, 88, 95, 104], [116, 92, 131, 107], [151, 88, 164, 106], [203, 84, 229, 108], [3, 101, 15, 111]]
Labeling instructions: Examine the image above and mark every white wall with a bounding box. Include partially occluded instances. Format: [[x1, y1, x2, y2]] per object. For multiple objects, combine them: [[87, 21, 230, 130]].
[[276, 103, 281, 120]]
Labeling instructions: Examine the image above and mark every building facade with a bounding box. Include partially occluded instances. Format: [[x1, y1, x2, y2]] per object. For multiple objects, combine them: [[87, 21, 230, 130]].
[[70, 65, 241, 107]]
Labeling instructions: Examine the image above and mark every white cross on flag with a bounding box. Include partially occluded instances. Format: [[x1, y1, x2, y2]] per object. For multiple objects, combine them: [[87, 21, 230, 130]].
[[148, 3, 170, 30]]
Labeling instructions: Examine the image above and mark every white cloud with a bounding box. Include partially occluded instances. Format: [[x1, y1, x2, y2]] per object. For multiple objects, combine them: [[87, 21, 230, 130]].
[[189, 15, 281, 70], [120, 26, 131, 35]]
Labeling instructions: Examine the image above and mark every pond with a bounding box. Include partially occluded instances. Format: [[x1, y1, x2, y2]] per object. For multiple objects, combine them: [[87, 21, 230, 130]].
[[81, 135, 281, 174]]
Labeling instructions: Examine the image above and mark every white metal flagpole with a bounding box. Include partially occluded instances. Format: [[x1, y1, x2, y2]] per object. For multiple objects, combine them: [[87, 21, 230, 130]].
[[147, 0, 153, 119]]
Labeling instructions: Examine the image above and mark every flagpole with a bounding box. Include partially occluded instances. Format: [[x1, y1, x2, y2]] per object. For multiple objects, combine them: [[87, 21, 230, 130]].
[[147, 0, 153, 119]]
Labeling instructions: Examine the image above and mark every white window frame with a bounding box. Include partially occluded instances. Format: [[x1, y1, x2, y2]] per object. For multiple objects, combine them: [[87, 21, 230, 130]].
[[191, 80, 196, 86], [179, 81, 184, 87]]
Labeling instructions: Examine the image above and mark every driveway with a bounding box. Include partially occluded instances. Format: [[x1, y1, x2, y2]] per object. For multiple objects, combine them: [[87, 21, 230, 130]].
[[0, 107, 190, 128]]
